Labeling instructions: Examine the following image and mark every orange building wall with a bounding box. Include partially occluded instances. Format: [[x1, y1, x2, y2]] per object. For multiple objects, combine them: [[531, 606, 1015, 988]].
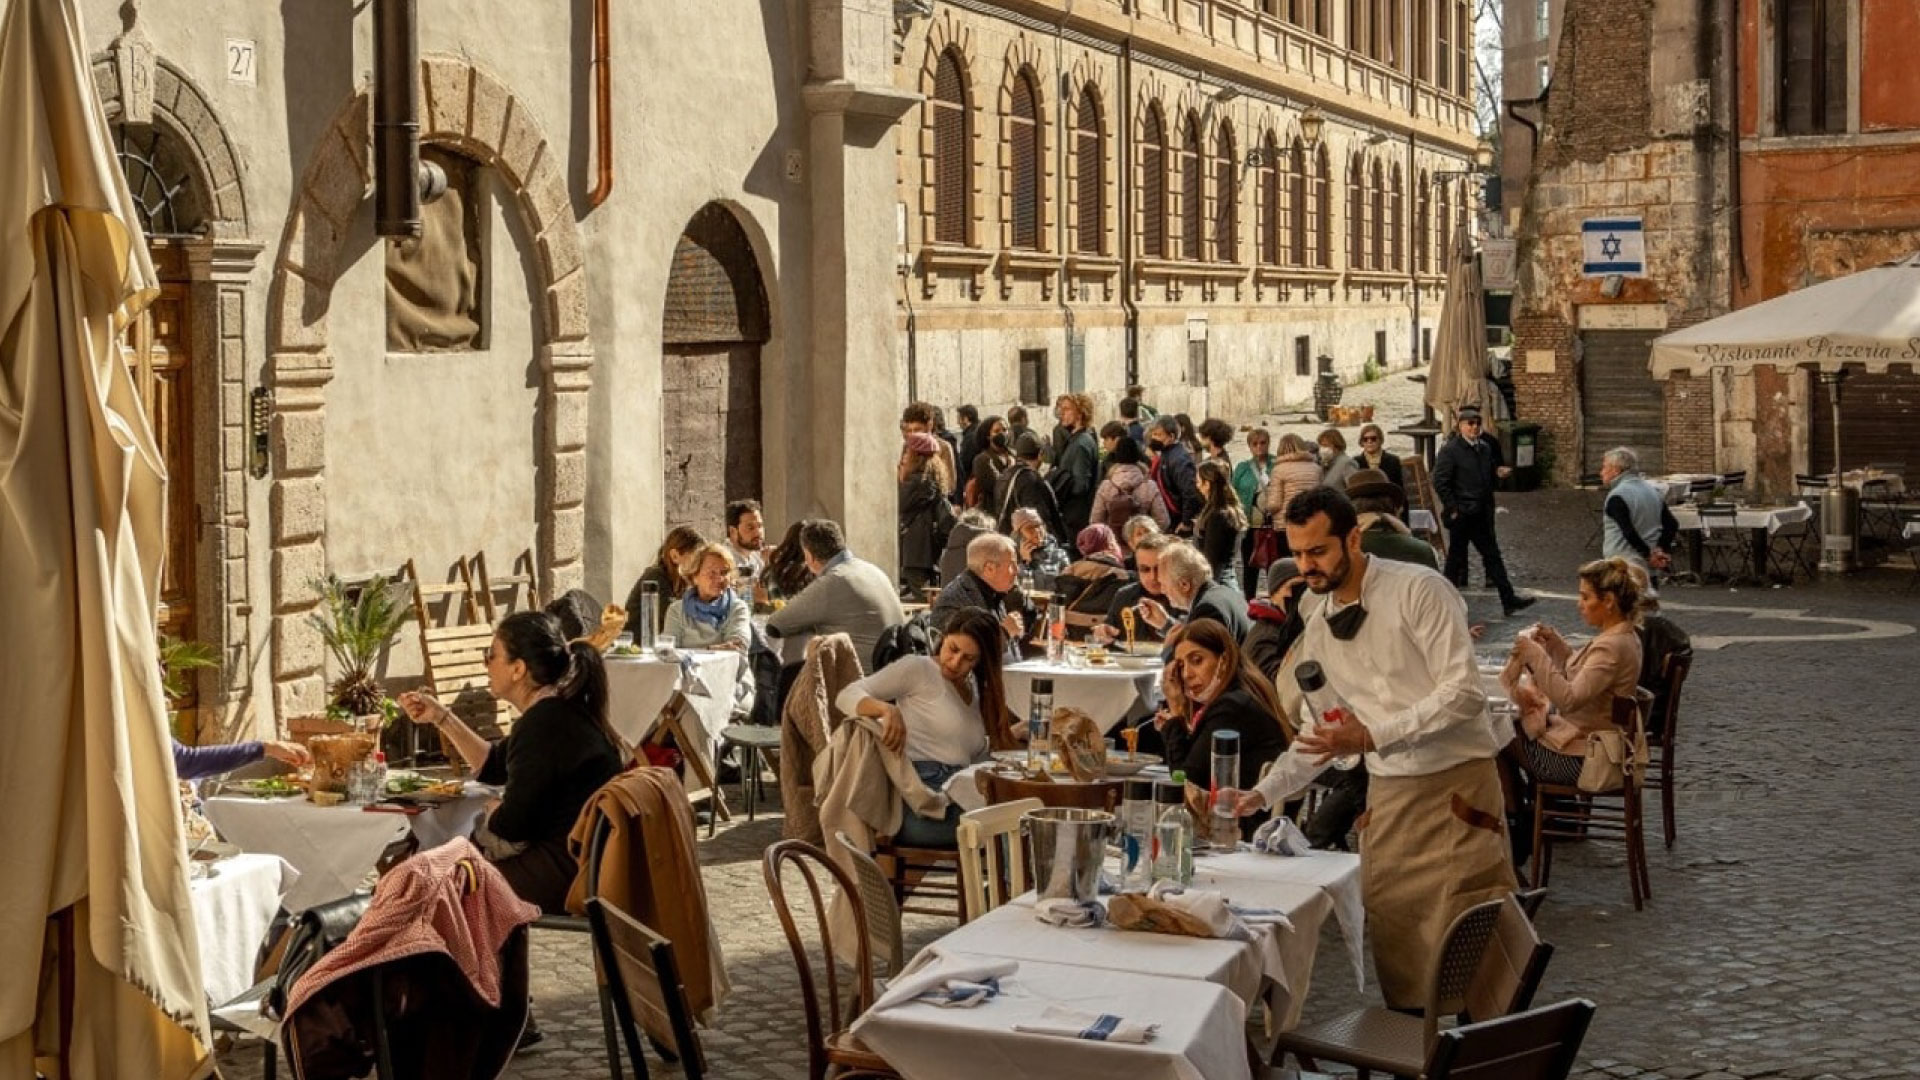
[[1736, 144, 1920, 305], [1862, 0, 1920, 131]]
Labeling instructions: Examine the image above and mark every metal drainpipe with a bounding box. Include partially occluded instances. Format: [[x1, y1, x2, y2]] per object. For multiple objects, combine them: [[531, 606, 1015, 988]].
[[1725, 0, 1747, 296], [1119, 37, 1139, 388], [588, 0, 613, 208], [1405, 0, 1419, 369], [1056, 3, 1075, 393], [374, 0, 423, 239]]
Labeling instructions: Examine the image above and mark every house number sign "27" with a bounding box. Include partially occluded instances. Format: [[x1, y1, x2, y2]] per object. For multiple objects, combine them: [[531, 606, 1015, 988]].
[[226, 39, 257, 86]]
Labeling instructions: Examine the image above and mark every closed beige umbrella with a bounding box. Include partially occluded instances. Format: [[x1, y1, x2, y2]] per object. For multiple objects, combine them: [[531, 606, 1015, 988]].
[[0, 0, 209, 1075], [1424, 221, 1491, 428]]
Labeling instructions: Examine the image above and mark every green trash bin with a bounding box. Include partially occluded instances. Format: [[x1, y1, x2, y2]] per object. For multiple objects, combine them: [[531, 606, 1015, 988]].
[[1501, 422, 1542, 492]]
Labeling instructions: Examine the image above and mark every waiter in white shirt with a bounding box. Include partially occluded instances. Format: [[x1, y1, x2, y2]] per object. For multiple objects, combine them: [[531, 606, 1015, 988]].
[[1237, 486, 1515, 1008]]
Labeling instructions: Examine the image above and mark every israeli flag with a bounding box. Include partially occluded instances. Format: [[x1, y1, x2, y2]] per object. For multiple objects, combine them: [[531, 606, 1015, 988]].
[[1582, 217, 1646, 276]]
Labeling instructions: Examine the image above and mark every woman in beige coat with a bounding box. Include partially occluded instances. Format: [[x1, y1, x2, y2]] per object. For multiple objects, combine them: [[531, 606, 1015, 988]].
[[1259, 433, 1324, 519], [1504, 557, 1646, 785]]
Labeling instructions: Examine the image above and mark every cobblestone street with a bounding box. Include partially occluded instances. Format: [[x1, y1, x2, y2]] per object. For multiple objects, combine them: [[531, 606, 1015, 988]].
[[212, 395, 1920, 1077]]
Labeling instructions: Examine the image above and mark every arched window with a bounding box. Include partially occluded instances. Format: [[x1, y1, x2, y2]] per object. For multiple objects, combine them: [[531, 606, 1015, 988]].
[[1258, 133, 1282, 266], [1314, 145, 1333, 269], [1415, 170, 1432, 274], [1369, 159, 1386, 272], [933, 49, 971, 246], [1348, 152, 1367, 271], [1289, 136, 1309, 267], [1389, 164, 1404, 271], [1179, 111, 1204, 261], [113, 122, 209, 236], [1141, 106, 1167, 259], [1009, 67, 1041, 251], [1213, 123, 1237, 263], [1075, 86, 1104, 256], [1437, 181, 1453, 265]]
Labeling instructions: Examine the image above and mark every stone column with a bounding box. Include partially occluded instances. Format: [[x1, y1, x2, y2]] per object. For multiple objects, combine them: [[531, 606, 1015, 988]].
[[804, 0, 919, 566], [268, 351, 332, 721], [185, 238, 263, 724]]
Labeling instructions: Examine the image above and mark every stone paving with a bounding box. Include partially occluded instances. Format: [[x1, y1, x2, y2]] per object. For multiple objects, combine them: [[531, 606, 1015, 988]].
[[213, 375, 1920, 1078]]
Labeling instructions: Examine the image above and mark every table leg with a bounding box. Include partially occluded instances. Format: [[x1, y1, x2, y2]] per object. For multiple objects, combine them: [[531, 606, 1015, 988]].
[[1750, 528, 1771, 583]]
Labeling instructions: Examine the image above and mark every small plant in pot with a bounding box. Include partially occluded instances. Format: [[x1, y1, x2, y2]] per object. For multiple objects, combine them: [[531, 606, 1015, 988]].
[[158, 634, 220, 744], [301, 574, 412, 790]]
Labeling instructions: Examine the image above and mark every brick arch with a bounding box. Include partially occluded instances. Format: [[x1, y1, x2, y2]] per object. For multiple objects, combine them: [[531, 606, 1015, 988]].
[[91, 54, 251, 235], [264, 56, 592, 718]]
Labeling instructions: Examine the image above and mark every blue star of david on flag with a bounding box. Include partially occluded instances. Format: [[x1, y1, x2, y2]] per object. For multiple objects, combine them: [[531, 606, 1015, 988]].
[[1582, 218, 1645, 276]]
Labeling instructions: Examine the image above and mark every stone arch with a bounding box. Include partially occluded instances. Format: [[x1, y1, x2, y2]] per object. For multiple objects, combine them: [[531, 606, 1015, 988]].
[[264, 56, 593, 718], [91, 54, 251, 235]]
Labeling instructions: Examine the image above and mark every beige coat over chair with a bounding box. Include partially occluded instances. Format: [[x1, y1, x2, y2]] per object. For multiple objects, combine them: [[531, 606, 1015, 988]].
[[779, 634, 864, 843]]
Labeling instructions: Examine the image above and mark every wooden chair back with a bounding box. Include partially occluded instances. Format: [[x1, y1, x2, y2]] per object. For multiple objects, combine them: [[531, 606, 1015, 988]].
[[955, 798, 1043, 922], [587, 898, 706, 1079], [832, 831, 905, 978], [975, 769, 1121, 812], [1419, 896, 1507, 1051], [762, 840, 874, 1080], [1425, 998, 1596, 1080], [402, 558, 509, 742], [1463, 895, 1554, 1023], [469, 549, 540, 623], [1654, 650, 1692, 752], [1403, 455, 1448, 556]]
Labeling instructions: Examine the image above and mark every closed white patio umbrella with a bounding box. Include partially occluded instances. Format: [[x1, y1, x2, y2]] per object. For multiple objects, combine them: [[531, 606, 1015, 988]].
[[0, 0, 210, 1074]]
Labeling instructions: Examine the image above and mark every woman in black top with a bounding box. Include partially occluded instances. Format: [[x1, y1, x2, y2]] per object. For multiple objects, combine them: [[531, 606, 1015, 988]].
[[399, 611, 624, 913], [1153, 619, 1288, 835], [625, 525, 706, 633], [1193, 458, 1246, 593]]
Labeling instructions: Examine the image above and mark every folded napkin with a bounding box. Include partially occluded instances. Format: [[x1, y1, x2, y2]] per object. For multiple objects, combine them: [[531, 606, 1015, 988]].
[[870, 955, 1019, 1013], [1013, 1004, 1158, 1044], [1250, 816, 1314, 856], [1141, 881, 1292, 941], [1034, 897, 1106, 928]]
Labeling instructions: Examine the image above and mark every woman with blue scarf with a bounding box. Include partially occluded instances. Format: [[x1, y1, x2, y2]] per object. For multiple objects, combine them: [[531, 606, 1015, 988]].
[[662, 541, 753, 652]]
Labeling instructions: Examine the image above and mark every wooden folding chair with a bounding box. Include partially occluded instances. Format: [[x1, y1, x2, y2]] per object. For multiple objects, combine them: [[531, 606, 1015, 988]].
[[654, 691, 731, 836], [1403, 454, 1447, 558], [470, 549, 542, 623], [402, 558, 510, 750]]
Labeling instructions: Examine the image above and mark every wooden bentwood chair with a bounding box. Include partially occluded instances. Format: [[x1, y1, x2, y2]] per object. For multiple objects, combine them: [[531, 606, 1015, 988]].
[[763, 840, 901, 1080], [1641, 650, 1693, 849], [1272, 894, 1554, 1078], [1529, 691, 1656, 909]]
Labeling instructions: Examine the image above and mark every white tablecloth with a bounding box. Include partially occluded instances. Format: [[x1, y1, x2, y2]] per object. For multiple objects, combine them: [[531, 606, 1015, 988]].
[[1191, 850, 1367, 994], [1650, 474, 1720, 504], [1905, 519, 1920, 540], [606, 650, 744, 749], [189, 853, 297, 1005], [1410, 508, 1437, 533], [1006, 660, 1160, 732], [1672, 502, 1814, 535], [854, 952, 1252, 1080]]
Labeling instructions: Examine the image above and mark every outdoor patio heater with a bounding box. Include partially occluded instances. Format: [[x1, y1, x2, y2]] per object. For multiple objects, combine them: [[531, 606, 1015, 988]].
[[1817, 369, 1858, 573]]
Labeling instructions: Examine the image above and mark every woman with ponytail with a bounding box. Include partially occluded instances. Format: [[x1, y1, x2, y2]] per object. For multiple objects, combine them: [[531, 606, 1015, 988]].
[[398, 610, 623, 912]]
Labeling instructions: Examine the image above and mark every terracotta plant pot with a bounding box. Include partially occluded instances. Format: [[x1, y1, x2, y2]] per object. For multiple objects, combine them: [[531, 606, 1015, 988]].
[[309, 732, 376, 794], [1362, 405, 1376, 422]]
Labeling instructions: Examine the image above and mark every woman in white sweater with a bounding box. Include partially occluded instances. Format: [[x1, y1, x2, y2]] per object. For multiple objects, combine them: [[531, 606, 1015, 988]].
[[835, 607, 1017, 845]]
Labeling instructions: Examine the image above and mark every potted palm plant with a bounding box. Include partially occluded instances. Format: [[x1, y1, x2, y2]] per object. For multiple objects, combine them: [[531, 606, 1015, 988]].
[[158, 634, 220, 744], [296, 575, 412, 789]]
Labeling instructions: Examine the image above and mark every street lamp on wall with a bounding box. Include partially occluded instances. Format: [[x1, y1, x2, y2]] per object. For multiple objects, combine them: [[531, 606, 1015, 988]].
[[1298, 105, 1326, 151]]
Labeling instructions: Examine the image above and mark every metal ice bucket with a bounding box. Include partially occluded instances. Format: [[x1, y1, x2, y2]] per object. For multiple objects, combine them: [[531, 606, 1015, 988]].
[[1022, 807, 1115, 903]]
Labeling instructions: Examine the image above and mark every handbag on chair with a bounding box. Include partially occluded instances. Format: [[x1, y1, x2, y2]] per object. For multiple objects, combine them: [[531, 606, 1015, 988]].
[[1576, 718, 1650, 793]]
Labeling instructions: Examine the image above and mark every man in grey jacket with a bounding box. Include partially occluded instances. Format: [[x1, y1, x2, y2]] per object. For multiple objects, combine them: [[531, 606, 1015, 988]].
[[765, 520, 905, 670]]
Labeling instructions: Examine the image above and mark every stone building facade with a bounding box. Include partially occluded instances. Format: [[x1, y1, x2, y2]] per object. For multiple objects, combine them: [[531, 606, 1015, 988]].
[[893, 0, 1484, 424], [80, 0, 912, 738], [1512, 0, 1920, 492]]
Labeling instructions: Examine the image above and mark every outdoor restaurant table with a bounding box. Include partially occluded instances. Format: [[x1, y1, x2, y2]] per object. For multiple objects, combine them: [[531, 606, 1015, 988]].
[[605, 649, 743, 748], [188, 853, 297, 1005], [1672, 502, 1815, 581], [852, 953, 1253, 1080], [1651, 473, 1721, 505], [201, 785, 494, 911], [1005, 659, 1160, 733], [1409, 507, 1437, 533]]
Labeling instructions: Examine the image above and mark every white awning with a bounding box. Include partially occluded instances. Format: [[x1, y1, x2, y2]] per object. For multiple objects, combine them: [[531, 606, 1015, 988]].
[[1649, 253, 1920, 378]]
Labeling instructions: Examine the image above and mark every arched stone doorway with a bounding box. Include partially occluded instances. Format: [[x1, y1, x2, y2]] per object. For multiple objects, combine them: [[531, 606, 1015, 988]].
[[660, 203, 771, 530]]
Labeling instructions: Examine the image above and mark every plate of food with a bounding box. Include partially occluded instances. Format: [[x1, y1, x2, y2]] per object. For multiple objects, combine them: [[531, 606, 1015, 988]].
[[1104, 751, 1157, 776], [223, 776, 307, 799]]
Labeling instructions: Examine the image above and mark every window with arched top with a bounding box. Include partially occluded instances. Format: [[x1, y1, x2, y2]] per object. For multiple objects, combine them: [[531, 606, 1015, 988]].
[[1141, 106, 1168, 259], [1213, 123, 1237, 263], [1369, 159, 1386, 272], [1075, 87, 1105, 256], [1389, 164, 1404, 271], [1179, 112, 1204, 261], [1415, 171, 1432, 274], [1437, 181, 1453, 264], [113, 122, 209, 237], [1009, 67, 1042, 251], [1313, 144, 1332, 268], [933, 49, 971, 246], [1348, 153, 1367, 271], [1289, 137, 1309, 267], [1258, 133, 1282, 266]]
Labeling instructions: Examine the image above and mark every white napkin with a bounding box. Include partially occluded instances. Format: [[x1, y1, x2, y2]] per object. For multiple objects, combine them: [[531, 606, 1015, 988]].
[[1013, 1004, 1158, 1044], [1250, 816, 1314, 856], [870, 955, 1019, 1013], [1034, 897, 1106, 928], [1146, 881, 1293, 940]]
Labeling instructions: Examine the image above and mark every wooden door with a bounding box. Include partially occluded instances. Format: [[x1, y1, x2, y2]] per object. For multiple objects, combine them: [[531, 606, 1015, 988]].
[[661, 344, 761, 532], [1579, 329, 1665, 475], [123, 280, 196, 668]]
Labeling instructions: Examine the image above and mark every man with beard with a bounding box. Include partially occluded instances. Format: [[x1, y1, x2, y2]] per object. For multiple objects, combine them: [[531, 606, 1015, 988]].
[[725, 499, 767, 600], [1235, 486, 1513, 1009], [1090, 531, 1173, 647]]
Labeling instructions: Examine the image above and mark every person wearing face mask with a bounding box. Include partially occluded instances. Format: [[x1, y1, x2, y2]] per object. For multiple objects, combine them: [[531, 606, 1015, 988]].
[[966, 415, 1013, 508], [1235, 486, 1514, 1010], [1316, 428, 1358, 493], [1152, 619, 1288, 834], [1146, 415, 1203, 532]]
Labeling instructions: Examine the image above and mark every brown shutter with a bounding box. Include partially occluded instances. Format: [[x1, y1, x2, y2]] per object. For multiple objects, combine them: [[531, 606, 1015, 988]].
[[1316, 148, 1332, 268], [1181, 115, 1203, 261], [1214, 129, 1236, 263], [1011, 72, 1040, 251], [934, 51, 969, 246], [1076, 89, 1104, 255], [1142, 111, 1165, 259]]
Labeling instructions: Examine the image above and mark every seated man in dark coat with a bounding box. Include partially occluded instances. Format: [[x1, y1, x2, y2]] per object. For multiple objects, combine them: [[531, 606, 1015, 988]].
[[930, 531, 1037, 654], [1093, 531, 1174, 648]]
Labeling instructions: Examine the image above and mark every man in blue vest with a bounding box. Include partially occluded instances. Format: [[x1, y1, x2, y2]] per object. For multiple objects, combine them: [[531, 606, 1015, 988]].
[[1599, 446, 1679, 581]]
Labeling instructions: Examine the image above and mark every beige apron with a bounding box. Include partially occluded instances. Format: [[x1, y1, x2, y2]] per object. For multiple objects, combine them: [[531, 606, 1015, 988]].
[[1359, 757, 1517, 1008]]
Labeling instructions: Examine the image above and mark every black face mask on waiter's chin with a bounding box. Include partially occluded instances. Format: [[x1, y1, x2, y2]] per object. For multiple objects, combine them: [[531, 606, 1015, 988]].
[[1323, 602, 1369, 641]]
